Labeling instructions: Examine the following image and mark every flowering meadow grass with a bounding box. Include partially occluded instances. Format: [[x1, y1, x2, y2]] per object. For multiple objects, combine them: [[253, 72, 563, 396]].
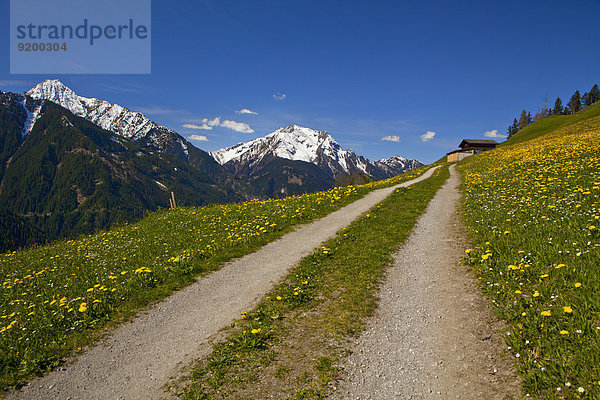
[[460, 115, 600, 398], [0, 165, 431, 390]]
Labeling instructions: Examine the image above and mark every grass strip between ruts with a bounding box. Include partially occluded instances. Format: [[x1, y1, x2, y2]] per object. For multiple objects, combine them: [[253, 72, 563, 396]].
[[174, 164, 450, 399]]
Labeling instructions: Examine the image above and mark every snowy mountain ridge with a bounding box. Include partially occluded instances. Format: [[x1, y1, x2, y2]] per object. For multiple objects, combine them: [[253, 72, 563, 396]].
[[210, 125, 365, 175], [210, 125, 422, 179], [26, 79, 189, 156]]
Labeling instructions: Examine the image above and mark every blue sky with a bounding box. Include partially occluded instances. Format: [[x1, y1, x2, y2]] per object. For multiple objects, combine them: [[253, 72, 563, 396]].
[[1, 0, 600, 163]]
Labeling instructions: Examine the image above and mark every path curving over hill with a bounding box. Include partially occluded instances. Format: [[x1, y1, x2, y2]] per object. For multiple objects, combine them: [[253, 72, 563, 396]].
[[7, 167, 440, 400], [330, 165, 521, 399]]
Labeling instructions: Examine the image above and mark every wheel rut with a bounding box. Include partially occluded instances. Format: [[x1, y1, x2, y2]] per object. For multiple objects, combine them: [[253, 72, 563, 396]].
[[330, 165, 521, 399]]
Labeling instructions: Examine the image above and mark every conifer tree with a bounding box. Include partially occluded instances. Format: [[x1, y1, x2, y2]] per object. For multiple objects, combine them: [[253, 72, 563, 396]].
[[588, 84, 600, 105], [552, 97, 563, 115], [507, 118, 519, 137], [582, 91, 591, 107], [566, 90, 582, 114], [518, 109, 530, 130]]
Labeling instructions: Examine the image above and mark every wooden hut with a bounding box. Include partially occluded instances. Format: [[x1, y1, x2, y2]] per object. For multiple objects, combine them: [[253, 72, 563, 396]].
[[446, 139, 498, 162]]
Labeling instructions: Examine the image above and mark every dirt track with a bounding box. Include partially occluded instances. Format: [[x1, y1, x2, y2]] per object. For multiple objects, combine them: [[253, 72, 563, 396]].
[[7, 167, 440, 400], [330, 165, 521, 399]]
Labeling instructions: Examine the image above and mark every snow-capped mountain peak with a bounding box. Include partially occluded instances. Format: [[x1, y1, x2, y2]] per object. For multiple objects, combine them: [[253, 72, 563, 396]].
[[27, 79, 155, 141], [267, 125, 346, 163], [26, 79, 189, 156], [210, 125, 355, 174], [27, 79, 84, 115], [210, 125, 423, 179]]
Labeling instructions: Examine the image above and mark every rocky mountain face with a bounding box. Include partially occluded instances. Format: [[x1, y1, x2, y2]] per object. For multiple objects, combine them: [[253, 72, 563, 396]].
[[27, 80, 188, 156], [210, 125, 423, 196], [25, 80, 250, 194], [0, 88, 248, 251], [367, 155, 424, 180]]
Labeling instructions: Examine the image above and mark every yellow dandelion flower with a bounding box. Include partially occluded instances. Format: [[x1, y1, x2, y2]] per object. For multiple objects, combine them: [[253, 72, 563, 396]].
[[78, 303, 87, 312], [574, 282, 582, 288], [560, 330, 569, 335], [540, 310, 551, 317], [563, 306, 573, 313], [276, 296, 282, 300]]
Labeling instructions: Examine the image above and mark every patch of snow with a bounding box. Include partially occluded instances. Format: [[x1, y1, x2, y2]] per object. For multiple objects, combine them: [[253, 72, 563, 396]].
[[61, 115, 74, 127], [155, 180, 168, 190], [20, 97, 43, 136], [179, 139, 189, 157]]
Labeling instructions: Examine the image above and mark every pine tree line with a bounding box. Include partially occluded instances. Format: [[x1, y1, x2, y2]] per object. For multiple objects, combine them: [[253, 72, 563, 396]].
[[507, 83, 600, 137]]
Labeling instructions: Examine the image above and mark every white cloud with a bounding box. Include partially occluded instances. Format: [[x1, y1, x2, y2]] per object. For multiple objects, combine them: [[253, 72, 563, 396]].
[[183, 123, 212, 130], [273, 92, 287, 100], [236, 108, 258, 115], [221, 119, 254, 133], [185, 117, 254, 133], [420, 131, 436, 142], [188, 134, 208, 141], [381, 135, 401, 142], [483, 129, 507, 139]]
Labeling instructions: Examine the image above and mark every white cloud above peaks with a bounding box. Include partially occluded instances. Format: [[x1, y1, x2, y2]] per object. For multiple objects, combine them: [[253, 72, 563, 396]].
[[220, 119, 254, 133], [484, 129, 507, 139], [420, 131, 436, 142], [183, 123, 212, 130], [183, 117, 254, 133], [236, 108, 258, 115], [188, 134, 208, 141]]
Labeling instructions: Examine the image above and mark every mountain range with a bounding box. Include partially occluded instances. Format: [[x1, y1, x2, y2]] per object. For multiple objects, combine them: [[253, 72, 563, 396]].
[[0, 79, 422, 251], [210, 125, 422, 196]]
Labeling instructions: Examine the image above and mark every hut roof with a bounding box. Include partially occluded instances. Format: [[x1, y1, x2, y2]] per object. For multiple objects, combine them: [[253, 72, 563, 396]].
[[459, 139, 498, 148]]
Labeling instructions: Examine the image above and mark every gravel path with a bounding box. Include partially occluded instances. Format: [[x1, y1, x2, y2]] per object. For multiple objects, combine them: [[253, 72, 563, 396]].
[[330, 165, 521, 399], [7, 167, 440, 400]]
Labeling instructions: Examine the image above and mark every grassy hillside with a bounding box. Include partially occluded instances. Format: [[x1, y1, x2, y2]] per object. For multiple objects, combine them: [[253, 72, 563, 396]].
[[0, 163, 433, 390], [505, 102, 600, 146], [459, 113, 600, 398]]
